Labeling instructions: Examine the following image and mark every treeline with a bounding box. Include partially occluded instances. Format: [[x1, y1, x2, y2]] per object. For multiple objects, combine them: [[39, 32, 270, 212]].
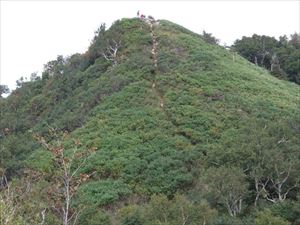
[[199, 32, 300, 85], [232, 33, 300, 84]]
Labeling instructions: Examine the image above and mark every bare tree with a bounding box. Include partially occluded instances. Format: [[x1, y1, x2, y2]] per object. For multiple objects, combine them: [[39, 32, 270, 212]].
[[252, 158, 299, 205], [254, 177, 267, 207], [101, 40, 122, 66], [34, 128, 95, 225], [270, 162, 298, 202]]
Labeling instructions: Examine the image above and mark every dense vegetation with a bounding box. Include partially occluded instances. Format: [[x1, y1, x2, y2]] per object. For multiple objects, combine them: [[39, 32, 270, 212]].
[[233, 33, 300, 84], [1, 18, 300, 225]]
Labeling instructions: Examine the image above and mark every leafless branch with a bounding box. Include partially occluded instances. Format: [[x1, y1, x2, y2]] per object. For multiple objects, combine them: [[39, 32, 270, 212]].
[[39, 208, 47, 225], [101, 40, 122, 66], [34, 130, 95, 225]]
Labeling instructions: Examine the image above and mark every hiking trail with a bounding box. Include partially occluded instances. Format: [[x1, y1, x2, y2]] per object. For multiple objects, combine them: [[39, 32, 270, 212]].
[[143, 18, 198, 146], [145, 19, 165, 109]]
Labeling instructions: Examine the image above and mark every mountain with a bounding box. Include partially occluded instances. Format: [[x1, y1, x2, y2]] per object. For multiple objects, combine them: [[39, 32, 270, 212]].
[[1, 18, 299, 225]]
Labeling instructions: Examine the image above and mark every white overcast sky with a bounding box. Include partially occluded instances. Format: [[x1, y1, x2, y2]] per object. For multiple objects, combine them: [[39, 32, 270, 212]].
[[1, 1, 299, 90]]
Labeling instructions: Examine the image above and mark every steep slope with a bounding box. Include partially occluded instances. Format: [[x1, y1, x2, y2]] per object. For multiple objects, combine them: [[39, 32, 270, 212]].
[[0, 18, 153, 174], [1, 18, 299, 224], [70, 18, 299, 199]]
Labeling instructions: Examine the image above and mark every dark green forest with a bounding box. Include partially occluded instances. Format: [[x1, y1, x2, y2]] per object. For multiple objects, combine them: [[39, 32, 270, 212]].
[[0, 18, 300, 225], [233, 33, 300, 84]]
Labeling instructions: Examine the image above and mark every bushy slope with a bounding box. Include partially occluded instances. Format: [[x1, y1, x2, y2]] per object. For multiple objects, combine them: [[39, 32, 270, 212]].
[[1, 18, 299, 224], [69, 18, 299, 202], [0, 18, 153, 173]]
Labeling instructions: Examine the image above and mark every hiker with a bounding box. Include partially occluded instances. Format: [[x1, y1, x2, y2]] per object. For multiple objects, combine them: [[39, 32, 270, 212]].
[[137, 10, 140, 17], [141, 14, 146, 19], [148, 15, 155, 21]]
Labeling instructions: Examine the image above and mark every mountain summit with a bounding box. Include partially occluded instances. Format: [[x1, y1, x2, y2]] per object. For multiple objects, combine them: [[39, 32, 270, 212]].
[[1, 18, 299, 224]]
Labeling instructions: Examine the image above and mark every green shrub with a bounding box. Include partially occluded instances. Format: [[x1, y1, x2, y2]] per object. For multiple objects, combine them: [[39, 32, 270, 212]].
[[255, 209, 291, 225], [77, 179, 132, 206]]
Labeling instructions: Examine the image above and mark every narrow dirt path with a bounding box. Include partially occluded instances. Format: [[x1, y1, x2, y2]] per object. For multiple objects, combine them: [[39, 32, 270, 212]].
[[144, 18, 198, 146], [146, 19, 165, 108]]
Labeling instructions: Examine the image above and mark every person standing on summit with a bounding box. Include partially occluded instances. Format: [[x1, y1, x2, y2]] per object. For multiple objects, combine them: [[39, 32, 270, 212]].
[[137, 10, 146, 19]]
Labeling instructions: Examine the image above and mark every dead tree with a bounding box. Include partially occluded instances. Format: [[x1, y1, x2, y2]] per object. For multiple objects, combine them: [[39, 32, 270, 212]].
[[224, 192, 243, 217], [267, 163, 298, 203], [253, 162, 298, 205], [101, 40, 122, 66], [34, 128, 95, 225]]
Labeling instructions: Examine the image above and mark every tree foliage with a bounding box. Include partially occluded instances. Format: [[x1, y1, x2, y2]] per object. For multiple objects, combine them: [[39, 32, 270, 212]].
[[0, 85, 9, 98], [233, 33, 300, 84], [201, 30, 219, 45]]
